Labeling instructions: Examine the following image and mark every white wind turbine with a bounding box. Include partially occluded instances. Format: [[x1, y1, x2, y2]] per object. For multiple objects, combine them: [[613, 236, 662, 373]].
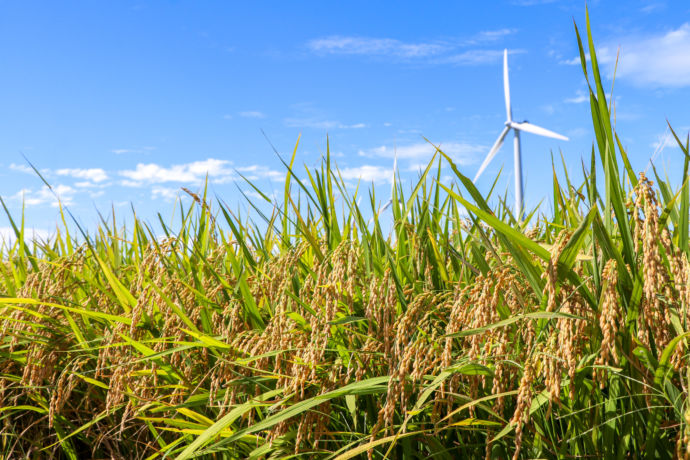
[[473, 49, 568, 219]]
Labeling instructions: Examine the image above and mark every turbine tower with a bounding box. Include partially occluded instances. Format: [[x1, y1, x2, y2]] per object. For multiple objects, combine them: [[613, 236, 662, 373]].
[[473, 49, 568, 219]]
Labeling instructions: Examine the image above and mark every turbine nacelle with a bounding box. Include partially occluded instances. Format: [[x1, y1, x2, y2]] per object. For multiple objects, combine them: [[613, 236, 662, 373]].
[[509, 121, 569, 141]]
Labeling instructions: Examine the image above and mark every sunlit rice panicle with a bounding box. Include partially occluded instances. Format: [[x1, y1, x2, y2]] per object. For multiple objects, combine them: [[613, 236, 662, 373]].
[[595, 259, 621, 388], [49, 357, 89, 429], [525, 226, 540, 241], [543, 230, 571, 313], [634, 173, 672, 351], [659, 229, 690, 370], [511, 355, 536, 460]]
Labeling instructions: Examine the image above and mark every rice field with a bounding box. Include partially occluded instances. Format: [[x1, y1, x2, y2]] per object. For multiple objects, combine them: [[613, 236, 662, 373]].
[[1, 15, 689, 459]]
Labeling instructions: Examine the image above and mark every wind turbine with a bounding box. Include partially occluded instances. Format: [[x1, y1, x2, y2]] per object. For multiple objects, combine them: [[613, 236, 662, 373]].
[[473, 49, 568, 219]]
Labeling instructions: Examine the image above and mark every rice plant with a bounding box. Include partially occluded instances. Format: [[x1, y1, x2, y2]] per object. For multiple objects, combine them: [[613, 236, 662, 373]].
[[1, 12, 689, 459]]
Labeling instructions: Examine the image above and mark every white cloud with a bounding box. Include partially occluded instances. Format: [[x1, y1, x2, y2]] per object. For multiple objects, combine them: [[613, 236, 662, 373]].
[[407, 163, 432, 172], [56, 167, 108, 183], [438, 49, 524, 66], [244, 190, 277, 202], [565, 90, 589, 104], [0, 226, 53, 247], [111, 146, 155, 155], [9, 163, 41, 175], [307, 30, 517, 65], [307, 36, 447, 58], [119, 158, 234, 185], [151, 186, 184, 202], [598, 23, 690, 87], [645, 128, 687, 172], [650, 129, 685, 151], [119, 159, 284, 187], [235, 165, 284, 182], [239, 111, 266, 119], [471, 29, 517, 44], [640, 2, 665, 13], [565, 89, 613, 104], [560, 54, 590, 66], [14, 185, 76, 207], [359, 142, 484, 165], [284, 118, 367, 129], [339, 165, 394, 184]]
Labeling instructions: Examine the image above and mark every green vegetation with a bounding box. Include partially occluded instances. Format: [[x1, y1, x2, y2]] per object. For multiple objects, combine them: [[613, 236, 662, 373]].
[[1, 14, 689, 459]]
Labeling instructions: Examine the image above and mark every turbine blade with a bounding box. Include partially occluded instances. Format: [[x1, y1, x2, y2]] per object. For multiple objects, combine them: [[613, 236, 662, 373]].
[[367, 199, 392, 226], [380, 200, 392, 214], [509, 121, 568, 141], [504, 49, 512, 122], [474, 126, 511, 183]]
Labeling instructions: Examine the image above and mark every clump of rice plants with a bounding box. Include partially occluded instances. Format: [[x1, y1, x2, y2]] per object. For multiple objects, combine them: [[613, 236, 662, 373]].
[[1, 13, 689, 459]]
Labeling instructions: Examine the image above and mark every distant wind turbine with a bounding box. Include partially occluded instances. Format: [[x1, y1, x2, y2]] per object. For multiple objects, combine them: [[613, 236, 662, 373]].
[[473, 49, 568, 219], [368, 152, 397, 226]]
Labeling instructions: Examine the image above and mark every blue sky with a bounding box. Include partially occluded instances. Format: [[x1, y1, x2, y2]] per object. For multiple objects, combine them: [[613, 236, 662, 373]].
[[1, 1, 690, 236]]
